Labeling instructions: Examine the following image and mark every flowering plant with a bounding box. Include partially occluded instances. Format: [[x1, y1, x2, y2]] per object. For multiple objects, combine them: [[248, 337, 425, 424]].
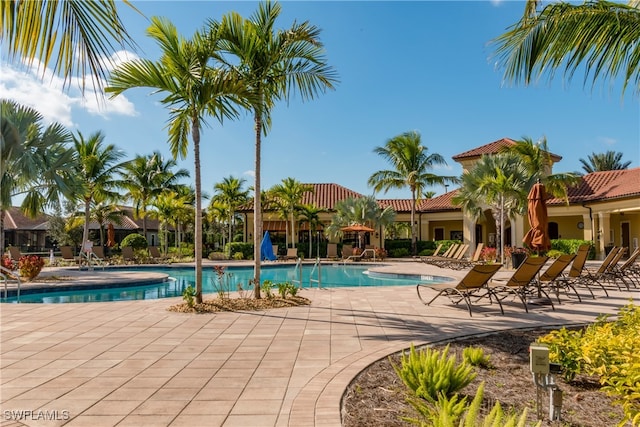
[[18, 255, 45, 280], [352, 247, 363, 256], [1, 255, 16, 271], [374, 247, 387, 260], [480, 247, 497, 263]]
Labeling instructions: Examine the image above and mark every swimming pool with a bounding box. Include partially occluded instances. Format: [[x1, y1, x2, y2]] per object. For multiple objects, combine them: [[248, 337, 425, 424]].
[[4, 264, 453, 303]]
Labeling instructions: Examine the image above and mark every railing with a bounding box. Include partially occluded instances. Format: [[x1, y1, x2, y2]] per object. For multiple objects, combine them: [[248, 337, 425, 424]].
[[1, 265, 21, 301], [309, 257, 322, 288], [291, 257, 303, 288], [79, 251, 105, 270]]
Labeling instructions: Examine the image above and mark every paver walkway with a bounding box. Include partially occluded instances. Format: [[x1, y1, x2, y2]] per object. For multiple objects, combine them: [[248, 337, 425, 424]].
[[1, 261, 637, 426]]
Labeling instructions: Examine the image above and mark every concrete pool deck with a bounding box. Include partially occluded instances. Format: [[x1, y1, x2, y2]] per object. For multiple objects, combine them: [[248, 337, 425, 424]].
[[1, 259, 638, 426]]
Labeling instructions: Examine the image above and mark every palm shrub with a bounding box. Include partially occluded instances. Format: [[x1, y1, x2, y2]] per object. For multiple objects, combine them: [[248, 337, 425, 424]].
[[392, 344, 476, 402]]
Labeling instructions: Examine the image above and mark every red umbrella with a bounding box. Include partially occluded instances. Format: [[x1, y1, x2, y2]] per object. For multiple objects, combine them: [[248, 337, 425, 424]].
[[107, 223, 116, 248], [341, 224, 374, 233], [523, 182, 550, 252]]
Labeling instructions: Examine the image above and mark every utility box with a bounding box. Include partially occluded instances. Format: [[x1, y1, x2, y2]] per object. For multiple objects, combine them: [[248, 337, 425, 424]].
[[530, 343, 550, 374]]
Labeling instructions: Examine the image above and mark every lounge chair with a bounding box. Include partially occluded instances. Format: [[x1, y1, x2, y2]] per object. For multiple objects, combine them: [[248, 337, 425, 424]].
[[417, 243, 443, 263], [490, 256, 551, 313], [568, 246, 623, 298], [7, 247, 21, 268], [326, 243, 338, 260], [59, 246, 81, 266], [536, 254, 578, 303], [417, 263, 504, 316], [121, 246, 136, 264], [448, 243, 484, 270], [421, 243, 459, 266], [283, 247, 298, 261], [79, 242, 106, 270], [606, 248, 640, 289], [272, 245, 279, 259], [341, 244, 353, 260], [148, 246, 168, 263], [433, 244, 469, 268]]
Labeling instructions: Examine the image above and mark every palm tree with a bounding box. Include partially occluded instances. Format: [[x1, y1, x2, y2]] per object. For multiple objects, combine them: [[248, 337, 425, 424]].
[[106, 17, 247, 304], [268, 178, 313, 249], [212, 176, 249, 256], [121, 151, 190, 236], [579, 151, 633, 173], [298, 204, 325, 258], [71, 131, 126, 250], [491, 0, 640, 97], [1, 0, 138, 92], [501, 136, 580, 201], [452, 153, 530, 264], [211, 0, 338, 297], [1, 99, 75, 254], [368, 131, 458, 256], [325, 196, 396, 245], [149, 190, 191, 256]]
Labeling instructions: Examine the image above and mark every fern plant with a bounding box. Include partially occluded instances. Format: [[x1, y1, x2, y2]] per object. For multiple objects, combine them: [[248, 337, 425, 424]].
[[392, 344, 477, 401], [462, 347, 492, 369]]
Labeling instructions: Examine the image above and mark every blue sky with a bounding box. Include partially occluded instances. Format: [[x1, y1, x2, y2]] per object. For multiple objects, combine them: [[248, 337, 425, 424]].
[[3, 1, 639, 202]]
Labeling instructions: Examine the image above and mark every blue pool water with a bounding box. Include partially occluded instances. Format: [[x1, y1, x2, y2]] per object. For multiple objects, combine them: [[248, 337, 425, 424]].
[[5, 264, 453, 303]]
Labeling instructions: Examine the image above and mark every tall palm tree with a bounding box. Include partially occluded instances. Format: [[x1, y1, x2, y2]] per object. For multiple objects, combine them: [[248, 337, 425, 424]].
[[1, 0, 138, 92], [491, 0, 640, 97], [452, 153, 530, 264], [297, 204, 325, 258], [211, 0, 338, 297], [212, 176, 249, 255], [121, 151, 190, 236], [368, 131, 458, 256], [71, 131, 126, 249], [268, 178, 313, 249], [106, 17, 247, 304], [149, 190, 191, 256], [325, 196, 396, 244], [501, 136, 580, 201], [579, 151, 633, 173], [1, 99, 75, 254]]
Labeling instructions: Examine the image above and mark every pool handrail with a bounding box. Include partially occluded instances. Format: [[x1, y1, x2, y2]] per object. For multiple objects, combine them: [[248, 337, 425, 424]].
[[1, 265, 21, 301]]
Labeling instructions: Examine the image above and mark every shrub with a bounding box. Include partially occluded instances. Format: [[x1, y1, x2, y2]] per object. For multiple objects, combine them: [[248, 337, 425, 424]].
[[480, 246, 497, 263], [120, 233, 148, 250], [389, 248, 410, 258], [228, 242, 253, 260], [1, 255, 16, 270], [208, 251, 227, 260], [182, 285, 196, 307], [261, 280, 274, 299], [551, 239, 595, 259], [392, 344, 476, 402], [18, 255, 45, 280], [233, 251, 244, 260], [462, 347, 492, 369]]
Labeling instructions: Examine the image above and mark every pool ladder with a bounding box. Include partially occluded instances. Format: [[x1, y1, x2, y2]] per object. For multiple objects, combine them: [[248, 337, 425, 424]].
[[292, 258, 322, 289], [1, 265, 21, 301]]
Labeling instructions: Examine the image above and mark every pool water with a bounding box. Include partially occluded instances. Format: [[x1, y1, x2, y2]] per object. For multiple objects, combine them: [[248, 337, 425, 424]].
[[5, 264, 452, 303]]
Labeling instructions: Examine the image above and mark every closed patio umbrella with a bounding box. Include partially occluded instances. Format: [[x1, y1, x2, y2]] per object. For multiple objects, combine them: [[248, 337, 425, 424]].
[[107, 223, 116, 248], [523, 182, 550, 252]]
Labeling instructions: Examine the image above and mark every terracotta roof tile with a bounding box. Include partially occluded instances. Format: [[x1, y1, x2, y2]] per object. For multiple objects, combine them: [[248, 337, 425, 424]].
[[4, 207, 49, 230], [548, 168, 640, 205], [377, 199, 413, 212], [452, 137, 561, 162], [420, 190, 461, 212], [240, 183, 364, 211]]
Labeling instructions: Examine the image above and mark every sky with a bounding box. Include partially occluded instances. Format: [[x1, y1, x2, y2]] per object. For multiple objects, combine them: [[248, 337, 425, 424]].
[[2, 0, 639, 203]]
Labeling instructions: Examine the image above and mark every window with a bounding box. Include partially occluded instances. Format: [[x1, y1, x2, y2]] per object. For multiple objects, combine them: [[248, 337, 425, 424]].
[[434, 228, 444, 241]]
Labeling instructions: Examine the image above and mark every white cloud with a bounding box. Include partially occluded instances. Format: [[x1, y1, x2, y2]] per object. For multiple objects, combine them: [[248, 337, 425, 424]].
[[0, 54, 139, 128], [243, 170, 256, 178], [599, 137, 617, 146]]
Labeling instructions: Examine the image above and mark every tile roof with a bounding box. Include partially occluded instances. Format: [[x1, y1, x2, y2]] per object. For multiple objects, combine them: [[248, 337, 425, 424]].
[[240, 183, 364, 211], [377, 199, 414, 212], [547, 168, 640, 205], [420, 190, 462, 212], [452, 137, 562, 162], [4, 207, 50, 230]]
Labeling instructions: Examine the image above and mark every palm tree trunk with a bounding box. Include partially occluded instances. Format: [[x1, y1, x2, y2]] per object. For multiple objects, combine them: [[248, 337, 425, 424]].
[[253, 108, 262, 299], [410, 188, 417, 256], [83, 198, 91, 248], [290, 211, 295, 248], [192, 117, 203, 304], [0, 210, 5, 255], [228, 212, 233, 257]]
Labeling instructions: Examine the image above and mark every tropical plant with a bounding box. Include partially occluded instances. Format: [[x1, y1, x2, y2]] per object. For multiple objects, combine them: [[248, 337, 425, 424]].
[[120, 233, 148, 250], [121, 151, 190, 236], [212, 176, 249, 257], [0, 99, 76, 255], [149, 190, 192, 257], [269, 178, 313, 249], [0, 0, 138, 92], [501, 136, 580, 201], [325, 196, 396, 244], [70, 131, 126, 250], [368, 130, 457, 255], [106, 17, 248, 304], [298, 204, 326, 258], [210, 0, 338, 297], [452, 153, 530, 264], [579, 151, 633, 173], [491, 0, 640, 97], [18, 255, 45, 280]]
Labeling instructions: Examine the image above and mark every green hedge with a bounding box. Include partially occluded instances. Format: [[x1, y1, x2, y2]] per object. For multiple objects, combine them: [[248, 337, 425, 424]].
[[551, 239, 595, 260], [227, 242, 254, 260]]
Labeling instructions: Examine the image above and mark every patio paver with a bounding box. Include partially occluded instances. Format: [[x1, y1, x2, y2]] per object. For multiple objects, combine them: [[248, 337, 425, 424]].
[[1, 261, 637, 426]]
